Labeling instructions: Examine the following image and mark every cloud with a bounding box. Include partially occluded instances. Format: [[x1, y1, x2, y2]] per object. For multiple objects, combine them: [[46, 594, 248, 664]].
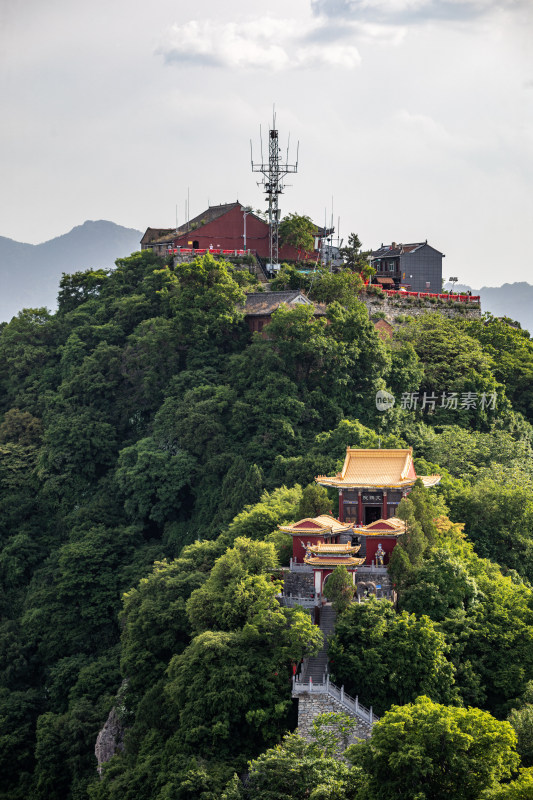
[[310, 0, 529, 24], [159, 16, 362, 70]]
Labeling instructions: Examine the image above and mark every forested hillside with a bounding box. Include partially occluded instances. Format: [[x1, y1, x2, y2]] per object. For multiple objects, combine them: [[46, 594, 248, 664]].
[[2, 250, 533, 799]]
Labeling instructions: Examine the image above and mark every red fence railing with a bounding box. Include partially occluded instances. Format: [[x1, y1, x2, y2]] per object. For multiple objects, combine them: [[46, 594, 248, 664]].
[[167, 247, 253, 256], [373, 289, 480, 303]]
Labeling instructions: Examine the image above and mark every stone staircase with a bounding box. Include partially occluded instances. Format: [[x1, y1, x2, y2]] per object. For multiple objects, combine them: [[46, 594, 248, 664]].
[[303, 605, 336, 683], [294, 604, 376, 741]]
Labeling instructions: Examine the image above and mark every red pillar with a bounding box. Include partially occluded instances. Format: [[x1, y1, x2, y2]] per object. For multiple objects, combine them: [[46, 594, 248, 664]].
[[338, 490, 344, 522], [382, 492, 388, 519]]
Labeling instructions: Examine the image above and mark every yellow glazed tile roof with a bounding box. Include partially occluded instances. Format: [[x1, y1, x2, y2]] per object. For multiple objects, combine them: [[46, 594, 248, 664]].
[[307, 543, 361, 554], [313, 515, 353, 533], [315, 447, 440, 489], [278, 514, 352, 535], [354, 517, 407, 536], [304, 556, 365, 566]]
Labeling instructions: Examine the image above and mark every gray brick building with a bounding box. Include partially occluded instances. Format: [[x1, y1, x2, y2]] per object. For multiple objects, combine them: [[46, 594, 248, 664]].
[[371, 241, 444, 293]]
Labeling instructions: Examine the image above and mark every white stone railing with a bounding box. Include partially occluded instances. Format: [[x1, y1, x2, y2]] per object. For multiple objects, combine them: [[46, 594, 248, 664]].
[[292, 675, 377, 725], [356, 564, 388, 574], [279, 594, 317, 608], [289, 559, 313, 573]]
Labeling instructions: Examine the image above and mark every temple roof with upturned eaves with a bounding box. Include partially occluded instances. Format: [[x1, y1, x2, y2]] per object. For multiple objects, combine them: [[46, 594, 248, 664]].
[[315, 447, 440, 490], [279, 515, 353, 536], [304, 555, 366, 567], [304, 541, 364, 567], [307, 542, 361, 554], [354, 517, 407, 537]]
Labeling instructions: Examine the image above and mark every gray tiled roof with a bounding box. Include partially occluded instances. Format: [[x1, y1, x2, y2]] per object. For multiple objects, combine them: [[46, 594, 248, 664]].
[[243, 291, 326, 316], [371, 242, 426, 258]]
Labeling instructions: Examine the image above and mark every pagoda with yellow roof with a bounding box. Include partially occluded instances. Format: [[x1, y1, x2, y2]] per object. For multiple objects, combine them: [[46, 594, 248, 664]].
[[316, 447, 440, 526], [304, 541, 365, 595], [279, 516, 365, 596], [279, 514, 353, 563]]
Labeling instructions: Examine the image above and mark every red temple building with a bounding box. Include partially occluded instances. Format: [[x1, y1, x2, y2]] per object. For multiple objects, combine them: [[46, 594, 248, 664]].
[[353, 516, 407, 567], [141, 201, 330, 263], [279, 515, 354, 563], [304, 542, 364, 595], [315, 447, 440, 526], [281, 448, 440, 603], [279, 516, 363, 595]]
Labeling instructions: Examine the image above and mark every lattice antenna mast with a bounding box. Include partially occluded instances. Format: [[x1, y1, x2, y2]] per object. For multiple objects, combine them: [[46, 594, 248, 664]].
[[250, 110, 299, 266]]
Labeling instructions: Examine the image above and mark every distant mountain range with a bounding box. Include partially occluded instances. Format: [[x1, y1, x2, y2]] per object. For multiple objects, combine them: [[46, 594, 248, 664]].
[[0, 220, 143, 322], [444, 282, 533, 336]]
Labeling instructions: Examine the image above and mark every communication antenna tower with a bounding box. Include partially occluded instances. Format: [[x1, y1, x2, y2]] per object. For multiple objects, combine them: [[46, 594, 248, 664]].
[[250, 109, 299, 267]]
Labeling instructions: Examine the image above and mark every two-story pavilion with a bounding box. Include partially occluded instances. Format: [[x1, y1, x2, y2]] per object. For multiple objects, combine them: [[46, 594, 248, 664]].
[[304, 542, 365, 595], [315, 447, 440, 526]]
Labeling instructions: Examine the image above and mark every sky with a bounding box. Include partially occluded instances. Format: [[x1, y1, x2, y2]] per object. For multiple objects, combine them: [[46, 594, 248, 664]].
[[1, 0, 532, 288]]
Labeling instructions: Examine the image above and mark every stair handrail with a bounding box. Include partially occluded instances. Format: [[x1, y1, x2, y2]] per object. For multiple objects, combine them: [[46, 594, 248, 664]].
[[292, 675, 378, 725]]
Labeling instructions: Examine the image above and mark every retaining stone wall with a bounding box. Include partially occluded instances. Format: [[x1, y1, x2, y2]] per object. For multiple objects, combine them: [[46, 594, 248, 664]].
[[356, 569, 393, 600], [283, 571, 314, 596], [361, 295, 481, 324], [296, 692, 373, 744]]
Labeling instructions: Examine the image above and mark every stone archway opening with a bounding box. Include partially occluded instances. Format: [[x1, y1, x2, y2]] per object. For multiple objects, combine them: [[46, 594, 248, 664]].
[[356, 581, 377, 600]]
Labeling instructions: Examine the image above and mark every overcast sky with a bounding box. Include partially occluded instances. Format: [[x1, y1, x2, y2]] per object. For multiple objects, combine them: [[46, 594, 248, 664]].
[[1, 0, 532, 287]]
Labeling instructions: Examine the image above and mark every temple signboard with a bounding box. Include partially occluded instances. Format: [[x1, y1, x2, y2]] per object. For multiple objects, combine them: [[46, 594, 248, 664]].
[[362, 492, 383, 503]]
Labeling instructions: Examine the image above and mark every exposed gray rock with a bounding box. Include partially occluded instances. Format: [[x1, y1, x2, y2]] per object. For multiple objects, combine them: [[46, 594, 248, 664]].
[[95, 707, 124, 776]]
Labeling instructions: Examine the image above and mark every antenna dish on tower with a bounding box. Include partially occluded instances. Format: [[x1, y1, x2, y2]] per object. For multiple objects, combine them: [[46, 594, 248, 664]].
[[250, 109, 299, 269]]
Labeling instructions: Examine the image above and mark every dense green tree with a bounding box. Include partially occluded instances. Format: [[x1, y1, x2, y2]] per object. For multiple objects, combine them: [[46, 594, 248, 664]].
[[348, 696, 519, 800], [399, 550, 478, 621], [307, 269, 363, 307], [115, 437, 197, 529], [21, 524, 144, 663], [329, 599, 457, 715], [0, 308, 60, 414], [464, 314, 533, 423], [447, 469, 533, 580], [186, 538, 280, 634], [297, 483, 332, 519], [386, 341, 424, 398], [222, 485, 302, 546], [279, 213, 317, 258], [323, 567, 354, 615], [339, 233, 373, 279], [408, 423, 533, 481], [225, 731, 363, 800], [508, 703, 533, 767], [119, 544, 222, 704], [396, 313, 508, 427], [0, 408, 43, 445], [166, 607, 321, 762], [57, 269, 109, 314], [0, 688, 39, 800], [484, 769, 533, 800], [395, 496, 428, 568], [270, 263, 309, 292]]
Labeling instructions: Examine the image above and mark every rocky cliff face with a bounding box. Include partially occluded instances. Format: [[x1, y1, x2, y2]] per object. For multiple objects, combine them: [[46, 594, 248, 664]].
[[95, 707, 125, 776]]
